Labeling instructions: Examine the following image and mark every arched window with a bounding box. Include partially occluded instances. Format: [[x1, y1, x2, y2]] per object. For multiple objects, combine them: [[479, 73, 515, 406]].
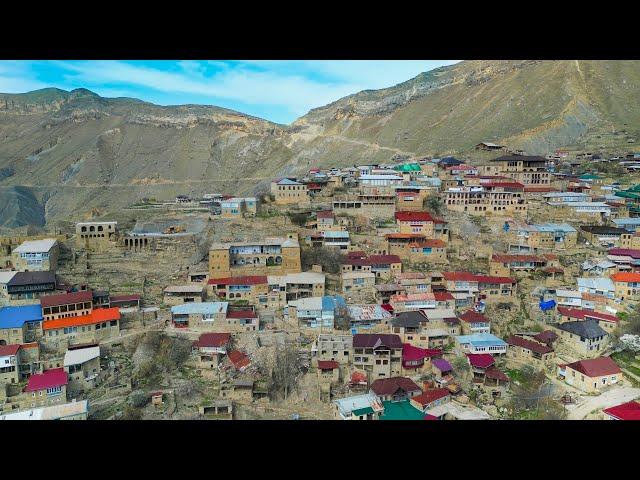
[[98, 226, 103, 232], [89, 226, 95, 232], [81, 226, 87, 232]]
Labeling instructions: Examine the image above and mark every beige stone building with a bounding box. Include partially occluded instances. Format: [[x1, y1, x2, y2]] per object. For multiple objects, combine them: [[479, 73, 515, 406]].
[[313, 334, 352, 365], [208, 236, 302, 280], [75, 222, 118, 251], [444, 183, 527, 216], [163, 284, 206, 306], [41, 290, 94, 322], [352, 333, 403, 380], [12, 239, 59, 272], [341, 270, 376, 300], [42, 308, 121, 351], [478, 155, 551, 186], [63, 345, 101, 393], [509, 223, 578, 253], [559, 357, 622, 393], [505, 335, 555, 368], [271, 178, 310, 205], [170, 302, 228, 331]]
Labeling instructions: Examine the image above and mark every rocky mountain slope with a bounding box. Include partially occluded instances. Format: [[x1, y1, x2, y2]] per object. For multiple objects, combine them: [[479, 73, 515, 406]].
[[1, 60, 640, 227]]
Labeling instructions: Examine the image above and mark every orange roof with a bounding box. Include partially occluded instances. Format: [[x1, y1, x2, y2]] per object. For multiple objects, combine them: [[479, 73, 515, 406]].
[[385, 233, 426, 240], [43, 307, 120, 331], [611, 272, 640, 283]]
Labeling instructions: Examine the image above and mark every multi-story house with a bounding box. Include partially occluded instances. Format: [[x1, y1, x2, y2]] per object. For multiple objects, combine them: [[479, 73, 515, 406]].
[[12, 239, 59, 272], [0, 304, 43, 344], [193, 332, 231, 369], [369, 376, 422, 403], [208, 236, 301, 280], [271, 178, 310, 205], [220, 197, 257, 218], [455, 333, 508, 355], [75, 221, 118, 251], [553, 319, 609, 357], [5, 271, 58, 301], [63, 344, 101, 393], [508, 222, 578, 253], [42, 307, 121, 351], [444, 183, 527, 217], [458, 310, 491, 334], [342, 253, 402, 280], [287, 295, 346, 329], [41, 290, 94, 321], [22, 368, 68, 408], [442, 272, 517, 305], [389, 293, 437, 313], [557, 306, 619, 333], [0, 344, 20, 385], [170, 302, 228, 331], [611, 272, 640, 302], [395, 211, 448, 240], [352, 333, 403, 380], [313, 333, 352, 366], [478, 155, 551, 186], [489, 253, 558, 277]]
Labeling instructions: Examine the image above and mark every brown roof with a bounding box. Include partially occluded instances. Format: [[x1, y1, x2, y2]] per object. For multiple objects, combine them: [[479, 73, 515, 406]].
[[459, 310, 489, 324], [370, 376, 421, 396], [506, 335, 554, 354], [40, 290, 93, 308]]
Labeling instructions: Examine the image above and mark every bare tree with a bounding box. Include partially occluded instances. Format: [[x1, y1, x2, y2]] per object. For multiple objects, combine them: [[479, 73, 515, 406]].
[[334, 306, 353, 331], [269, 340, 303, 401]]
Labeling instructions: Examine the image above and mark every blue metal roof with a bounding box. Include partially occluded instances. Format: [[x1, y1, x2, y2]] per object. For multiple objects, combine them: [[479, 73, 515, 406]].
[[170, 302, 228, 315], [0, 304, 43, 329], [322, 295, 346, 311]]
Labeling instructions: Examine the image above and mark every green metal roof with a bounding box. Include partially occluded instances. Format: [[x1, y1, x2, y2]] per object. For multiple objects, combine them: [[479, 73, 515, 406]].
[[579, 174, 602, 180], [394, 163, 422, 172], [352, 406, 375, 417], [379, 400, 424, 420]]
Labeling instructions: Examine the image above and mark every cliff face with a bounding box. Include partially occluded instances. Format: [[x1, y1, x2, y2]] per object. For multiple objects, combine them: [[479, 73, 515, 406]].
[[2, 60, 640, 227]]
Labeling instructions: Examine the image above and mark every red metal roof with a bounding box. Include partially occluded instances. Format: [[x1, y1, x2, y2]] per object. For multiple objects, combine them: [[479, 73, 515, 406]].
[[491, 254, 547, 263], [443, 271, 516, 284], [395, 211, 435, 222], [433, 291, 454, 301], [317, 360, 339, 370], [603, 401, 640, 420], [411, 388, 449, 407], [609, 248, 640, 259], [485, 366, 510, 382], [208, 275, 268, 286], [466, 353, 495, 369], [40, 290, 93, 308], [228, 350, 251, 370], [226, 309, 258, 319], [459, 310, 489, 324], [482, 181, 525, 189], [194, 333, 231, 348], [557, 306, 618, 324], [385, 233, 427, 240], [402, 343, 442, 362], [0, 344, 21, 356], [24, 368, 68, 392], [316, 210, 334, 219], [566, 357, 621, 378]]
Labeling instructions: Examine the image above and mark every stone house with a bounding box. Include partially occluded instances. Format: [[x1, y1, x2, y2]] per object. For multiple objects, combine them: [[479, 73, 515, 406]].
[[352, 333, 403, 380], [558, 357, 622, 393]]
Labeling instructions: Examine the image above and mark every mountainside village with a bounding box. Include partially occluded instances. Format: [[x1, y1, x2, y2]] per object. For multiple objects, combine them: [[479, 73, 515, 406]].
[[3, 145, 640, 421]]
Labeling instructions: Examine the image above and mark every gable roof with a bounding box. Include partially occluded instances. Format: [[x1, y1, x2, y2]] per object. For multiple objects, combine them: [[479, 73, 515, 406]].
[[506, 335, 554, 354], [459, 310, 489, 324], [603, 401, 640, 420], [557, 306, 618, 324], [391, 311, 427, 328], [353, 333, 402, 349], [228, 350, 251, 370], [411, 388, 450, 407], [317, 360, 339, 370], [0, 344, 21, 356], [466, 353, 495, 369], [370, 376, 421, 396], [25, 368, 68, 392], [566, 357, 621, 377]]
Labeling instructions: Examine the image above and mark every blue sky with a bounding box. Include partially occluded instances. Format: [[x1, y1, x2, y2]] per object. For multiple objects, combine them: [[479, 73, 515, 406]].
[[0, 60, 459, 124]]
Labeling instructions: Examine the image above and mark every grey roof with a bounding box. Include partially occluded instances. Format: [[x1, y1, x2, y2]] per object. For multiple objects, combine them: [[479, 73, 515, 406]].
[[7, 271, 56, 287], [556, 319, 607, 339], [391, 311, 426, 328]]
